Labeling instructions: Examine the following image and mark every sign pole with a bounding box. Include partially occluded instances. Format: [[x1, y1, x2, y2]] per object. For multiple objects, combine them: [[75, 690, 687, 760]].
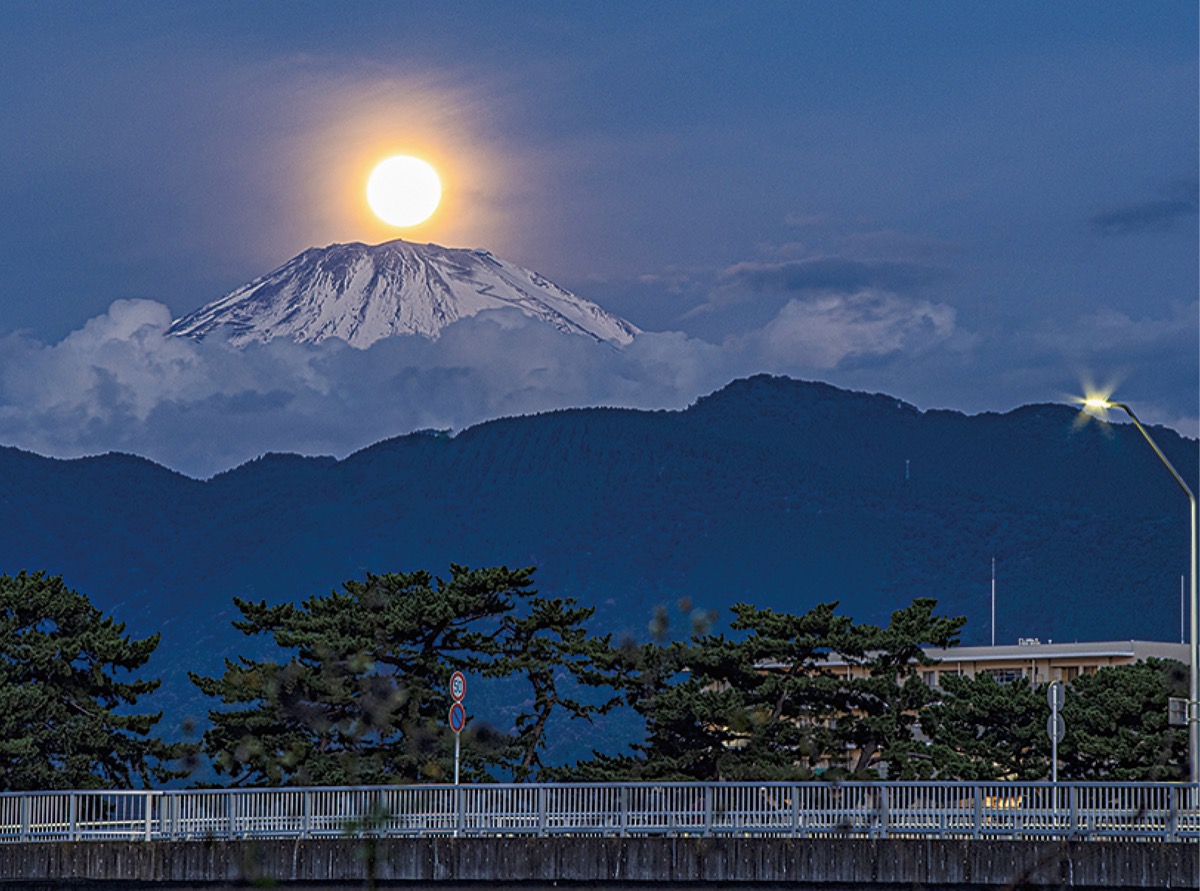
[[449, 671, 467, 788], [1047, 681, 1065, 785], [1046, 681, 1066, 822], [1051, 694, 1059, 785]]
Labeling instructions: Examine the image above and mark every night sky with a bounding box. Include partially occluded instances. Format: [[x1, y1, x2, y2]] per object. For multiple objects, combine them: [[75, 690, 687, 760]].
[[1, 2, 1195, 476]]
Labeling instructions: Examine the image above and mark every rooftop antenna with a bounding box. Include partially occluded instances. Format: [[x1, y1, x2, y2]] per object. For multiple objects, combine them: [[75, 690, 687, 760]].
[[991, 557, 996, 647]]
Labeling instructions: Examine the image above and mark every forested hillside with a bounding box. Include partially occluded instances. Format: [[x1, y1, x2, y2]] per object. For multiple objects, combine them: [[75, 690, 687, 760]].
[[0, 375, 1194, 744]]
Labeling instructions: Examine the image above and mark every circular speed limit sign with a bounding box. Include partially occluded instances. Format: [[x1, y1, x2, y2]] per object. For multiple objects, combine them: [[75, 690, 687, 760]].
[[448, 702, 466, 734], [450, 671, 467, 703]]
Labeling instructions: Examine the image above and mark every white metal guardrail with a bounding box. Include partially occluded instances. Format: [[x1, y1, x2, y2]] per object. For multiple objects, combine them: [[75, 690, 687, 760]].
[[0, 782, 1196, 844]]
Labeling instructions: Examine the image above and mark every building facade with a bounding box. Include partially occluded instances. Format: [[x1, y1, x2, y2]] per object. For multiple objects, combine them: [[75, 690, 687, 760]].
[[919, 639, 1190, 687]]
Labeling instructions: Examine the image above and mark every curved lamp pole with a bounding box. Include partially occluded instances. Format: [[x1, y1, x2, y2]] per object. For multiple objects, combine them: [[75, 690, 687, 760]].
[[1084, 397, 1198, 787]]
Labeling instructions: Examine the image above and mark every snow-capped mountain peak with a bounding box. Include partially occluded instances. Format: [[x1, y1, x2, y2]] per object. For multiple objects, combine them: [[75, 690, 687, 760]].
[[167, 239, 639, 348]]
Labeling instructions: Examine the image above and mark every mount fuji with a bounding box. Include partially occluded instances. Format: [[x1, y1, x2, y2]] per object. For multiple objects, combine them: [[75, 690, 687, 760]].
[[167, 239, 640, 348]]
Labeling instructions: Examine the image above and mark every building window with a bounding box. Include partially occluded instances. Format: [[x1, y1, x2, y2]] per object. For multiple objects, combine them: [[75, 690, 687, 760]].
[[1062, 666, 1080, 683], [922, 670, 937, 688], [983, 668, 1024, 685]]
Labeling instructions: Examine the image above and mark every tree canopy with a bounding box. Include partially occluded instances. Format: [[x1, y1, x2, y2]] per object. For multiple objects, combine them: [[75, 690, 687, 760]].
[[558, 598, 966, 781], [0, 571, 181, 790], [922, 674, 1050, 780], [5, 559, 1183, 788], [921, 660, 1188, 781], [836, 598, 965, 778], [484, 595, 626, 781], [190, 565, 629, 785], [1060, 659, 1188, 781], [630, 601, 859, 780], [191, 565, 534, 785]]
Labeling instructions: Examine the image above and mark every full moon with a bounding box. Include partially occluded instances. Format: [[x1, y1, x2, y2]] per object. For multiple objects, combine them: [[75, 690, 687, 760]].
[[366, 155, 442, 227]]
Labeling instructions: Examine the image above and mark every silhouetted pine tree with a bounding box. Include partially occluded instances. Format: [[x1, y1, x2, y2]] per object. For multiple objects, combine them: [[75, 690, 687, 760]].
[[190, 565, 531, 785], [0, 571, 184, 790]]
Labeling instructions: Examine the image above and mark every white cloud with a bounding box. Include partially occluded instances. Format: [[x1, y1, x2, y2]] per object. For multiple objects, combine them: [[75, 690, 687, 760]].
[[5, 300, 202, 422], [4, 292, 1190, 482], [739, 291, 963, 369], [0, 302, 744, 477], [0, 293, 960, 477]]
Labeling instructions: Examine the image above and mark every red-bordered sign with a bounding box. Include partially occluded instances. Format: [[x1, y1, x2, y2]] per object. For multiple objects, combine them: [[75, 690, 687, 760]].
[[450, 671, 467, 702], [448, 702, 466, 733]]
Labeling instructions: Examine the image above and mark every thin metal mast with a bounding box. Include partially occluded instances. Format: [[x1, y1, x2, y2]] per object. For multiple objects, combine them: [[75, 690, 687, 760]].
[[991, 557, 996, 647]]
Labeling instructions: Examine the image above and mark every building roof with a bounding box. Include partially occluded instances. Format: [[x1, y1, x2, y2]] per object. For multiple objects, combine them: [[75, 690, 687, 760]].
[[786, 639, 1191, 670], [924, 639, 1190, 665]]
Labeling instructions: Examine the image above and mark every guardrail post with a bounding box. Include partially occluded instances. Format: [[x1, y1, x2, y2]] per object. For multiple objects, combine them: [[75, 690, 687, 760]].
[[703, 784, 711, 837], [536, 785, 547, 837], [618, 785, 627, 837], [69, 793, 78, 841], [20, 796, 30, 843], [791, 784, 799, 838], [1068, 784, 1079, 838], [302, 790, 311, 839], [227, 791, 237, 840], [1166, 785, 1179, 843], [144, 792, 153, 842], [971, 783, 981, 840], [879, 785, 889, 839]]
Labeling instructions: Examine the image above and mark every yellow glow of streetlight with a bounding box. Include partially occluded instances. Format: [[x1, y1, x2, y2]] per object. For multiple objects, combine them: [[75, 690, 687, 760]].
[[1076, 390, 1119, 423]]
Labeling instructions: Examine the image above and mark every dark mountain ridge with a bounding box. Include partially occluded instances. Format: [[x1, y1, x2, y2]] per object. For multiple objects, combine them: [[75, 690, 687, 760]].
[[0, 375, 1194, 736]]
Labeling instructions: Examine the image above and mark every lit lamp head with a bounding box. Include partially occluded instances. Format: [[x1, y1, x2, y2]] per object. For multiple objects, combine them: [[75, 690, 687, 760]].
[[1075, 390, 1121, 423]]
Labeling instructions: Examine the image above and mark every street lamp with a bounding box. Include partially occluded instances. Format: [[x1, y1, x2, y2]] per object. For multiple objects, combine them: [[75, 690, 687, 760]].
[[1082, 396, 1198, 787]]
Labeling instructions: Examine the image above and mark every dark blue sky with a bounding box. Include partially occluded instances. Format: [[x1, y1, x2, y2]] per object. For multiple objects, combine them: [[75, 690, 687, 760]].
[[0, 2, 1195, 473]]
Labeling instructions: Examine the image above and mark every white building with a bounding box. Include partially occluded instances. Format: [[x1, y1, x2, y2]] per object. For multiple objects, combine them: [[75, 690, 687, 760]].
[[920, 639, 1189, 687]]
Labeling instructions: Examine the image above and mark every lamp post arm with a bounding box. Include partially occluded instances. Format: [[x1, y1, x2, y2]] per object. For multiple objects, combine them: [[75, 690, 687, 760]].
[[1110, 400, 1199, 791], [1110, 402, 1196, 503]]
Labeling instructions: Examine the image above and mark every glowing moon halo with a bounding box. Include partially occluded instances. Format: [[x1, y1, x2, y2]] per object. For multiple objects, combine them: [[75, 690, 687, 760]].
[[366, 155, 442, 226]]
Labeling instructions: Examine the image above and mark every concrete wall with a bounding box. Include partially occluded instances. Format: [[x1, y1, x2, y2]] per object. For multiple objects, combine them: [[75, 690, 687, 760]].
[[0, 836, 1193, 889]]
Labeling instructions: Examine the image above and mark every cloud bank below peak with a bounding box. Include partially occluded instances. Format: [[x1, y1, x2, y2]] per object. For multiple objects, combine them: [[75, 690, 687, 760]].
[[0, 291, 975, 477], [0, 286, 1191, 479]]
